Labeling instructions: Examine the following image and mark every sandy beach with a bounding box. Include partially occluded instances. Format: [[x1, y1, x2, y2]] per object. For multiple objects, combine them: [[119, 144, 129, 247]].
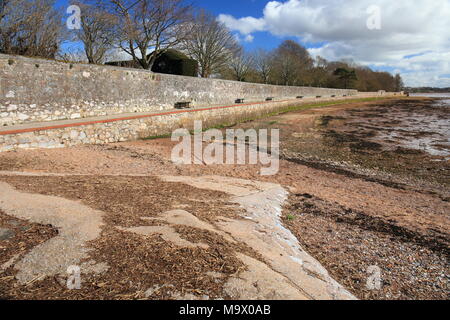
[[0, 97, 448, 300]]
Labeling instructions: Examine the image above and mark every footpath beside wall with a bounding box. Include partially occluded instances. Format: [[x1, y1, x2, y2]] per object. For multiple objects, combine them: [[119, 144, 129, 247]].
[[1, 54, 357, 127], [0, 53, 402, 152]]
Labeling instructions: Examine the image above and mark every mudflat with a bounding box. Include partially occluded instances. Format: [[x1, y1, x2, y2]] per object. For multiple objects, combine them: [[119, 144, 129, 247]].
[[0, 97, 448, 300]]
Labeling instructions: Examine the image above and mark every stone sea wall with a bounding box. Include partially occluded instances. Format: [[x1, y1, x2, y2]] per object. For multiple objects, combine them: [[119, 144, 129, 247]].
[[0, 53, 402, 152], [0, 94, 402, 152], [0, 54, 357, 127]]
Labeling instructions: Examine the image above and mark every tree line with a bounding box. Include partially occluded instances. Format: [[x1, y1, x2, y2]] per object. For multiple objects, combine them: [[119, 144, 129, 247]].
[[0, 0, 404, 91], [405, 87, 450, 93]]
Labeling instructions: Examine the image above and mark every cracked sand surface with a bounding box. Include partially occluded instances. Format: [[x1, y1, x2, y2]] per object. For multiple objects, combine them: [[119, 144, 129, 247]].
[[160, 175, 356, 300], [0, 173, 354, 299], [0, 181, 106, 283], [118, 225, 210, 249], [118, 209, 237, 250], [224, 253, 308, 300], [142, 209, 236, 243]]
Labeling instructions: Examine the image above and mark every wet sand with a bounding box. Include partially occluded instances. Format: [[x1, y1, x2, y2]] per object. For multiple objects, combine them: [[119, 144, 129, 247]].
[[277, 98, 450, 198], [213, 96, 450, 299]]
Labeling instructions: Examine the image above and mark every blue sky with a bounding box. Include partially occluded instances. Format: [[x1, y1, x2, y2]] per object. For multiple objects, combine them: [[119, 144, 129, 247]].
[[56, 0, 450, 87], [57, 0, 286, 50], [192, 0, 284, 50]]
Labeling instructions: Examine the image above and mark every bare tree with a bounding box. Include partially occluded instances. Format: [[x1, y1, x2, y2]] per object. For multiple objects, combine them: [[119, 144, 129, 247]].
[[229, 48, 253, 82], [71, 1, 118, 64], [56, 46, 88, 63], [272, 53, 296, 86], [272, 40, 313, 86], [309, 56, 329, 87], [253, 49, 274, 84], [394, 73, 404, 92], [0, 0, 7, 22], [0, 0, 65, 58], [0, 0, 13, 52], [181, 10, 238, 78], [108, 0, 193, 70]]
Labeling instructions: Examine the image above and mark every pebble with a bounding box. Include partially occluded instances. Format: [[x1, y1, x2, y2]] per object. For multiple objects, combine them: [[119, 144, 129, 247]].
[[0, 227, 15, 240]]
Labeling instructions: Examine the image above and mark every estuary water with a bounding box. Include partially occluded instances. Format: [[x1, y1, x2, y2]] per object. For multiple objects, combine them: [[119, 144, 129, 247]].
[[383, 94, 450, 160]]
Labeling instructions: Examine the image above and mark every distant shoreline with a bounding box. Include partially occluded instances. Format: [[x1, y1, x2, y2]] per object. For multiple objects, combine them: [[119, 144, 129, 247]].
[[409, 93, 450, 98]]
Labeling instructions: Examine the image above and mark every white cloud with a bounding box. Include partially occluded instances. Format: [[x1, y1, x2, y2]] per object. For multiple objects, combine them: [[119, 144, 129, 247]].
[[244, 34, 255, 43], [218, 0, 450, 87], [217, 14, 266, 35], [387, 51, 450, 87], [233, 33, 255, 44]]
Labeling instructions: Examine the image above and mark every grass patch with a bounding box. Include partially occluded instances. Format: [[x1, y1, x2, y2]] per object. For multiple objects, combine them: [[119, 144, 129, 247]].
[[228, 97, 396, 127], [142, 133, 173, 140], [265, 97, 392, 118], [286, 214, 296, 221], [142, 97, 401, 141], [207, 122, 237, 130]]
